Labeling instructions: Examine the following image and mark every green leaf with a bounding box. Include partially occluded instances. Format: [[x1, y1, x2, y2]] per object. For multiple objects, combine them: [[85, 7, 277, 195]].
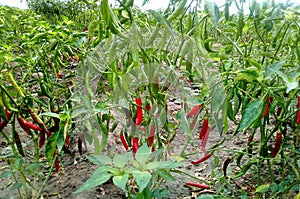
[[132, 171, 151, 192], [135, 144, 151, 164], [155, 169, 175, 181], [145, 160, 184, 170], [112, 174, 129, 192], [197, 194, 215, 199], [74, 168, 111, 194], [113, 153, 131, 168], [256, 184, 270, 193], [236, 67, 259, 82], [237, 98, 264, 132], [45, 132, 59, 163], [210, 83, 225, 114], [86, 154, 112, 166], [265, 61, 284, 77], [176, 109, 191, 135]]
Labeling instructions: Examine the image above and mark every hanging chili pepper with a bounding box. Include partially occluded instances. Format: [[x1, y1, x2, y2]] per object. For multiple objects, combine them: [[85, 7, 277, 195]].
[[78, 137, 83, 155], [201, 126, 210, 154], [13, 130, 25, 157], [65, 131, 70, 147], [199, 118, 209, 140], [135, 98, 143, 125], [271, 132, 282, 158], [120, 133, 129, 150], [145, 104, 151, 112], [191, 153, 212, 165], [186, 104, 203, 118], [28, 108, 48, 131], [132, 137, 139, 158], [262, 96, 272, 118], [53, 151, 60, 172], [185, 182, 210, 189], [296, 96, 300, 125], [148, 125, 155, 147], [277, 107, 282, 116], [39, 130, 46, 148], [223, 157, 233, 178], [18, 117, 43, 132]]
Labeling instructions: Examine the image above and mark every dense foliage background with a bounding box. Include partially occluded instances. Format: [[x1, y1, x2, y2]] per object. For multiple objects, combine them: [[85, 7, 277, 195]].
[[0, 0, 300, 198]]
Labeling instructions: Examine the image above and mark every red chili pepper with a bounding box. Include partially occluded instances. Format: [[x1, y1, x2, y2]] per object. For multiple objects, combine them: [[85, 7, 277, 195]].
[[186, 104, 203, 118], [191, 153, 212, 165], [296, 96, 300, 125], [53, 151, 60, 172], [0, 110, 12, 131], [120, 133, 129, 150], [199, 118, 208, 140], [277, 107, 282, 116], [65, 131, 70, 147], [201, 126, 210, 154], [18, 117, 43, 131], [148, 125, 155, 147], [262, 96, 272, 118], [271, 132, 282, 158], [39, 130, 46, 148], [135, 98, 143, 125], [162, 82, 171, 91], [185, 182, 210, 189], [132, 137, 139, 157], [145, 104, 151, 112]]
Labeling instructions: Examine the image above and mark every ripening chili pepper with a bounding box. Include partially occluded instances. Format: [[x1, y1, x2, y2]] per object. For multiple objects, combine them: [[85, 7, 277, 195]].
[[28, 108, 47, 131], [120, 133, 129, 150], [186, 104, 203, 118], [199, 118, 208, 140], [262, 96, 272, 118], [0, 110, 12, 131], [296, 96, 300, 125], [148, 125, 155, 147], [191, 153, 212, 165], [135, 98, 143, 125], [18, 117, 43, 131], [271, 132, 282, 158], [185, 182, 210, 189], [132, 137, 139, 157]]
